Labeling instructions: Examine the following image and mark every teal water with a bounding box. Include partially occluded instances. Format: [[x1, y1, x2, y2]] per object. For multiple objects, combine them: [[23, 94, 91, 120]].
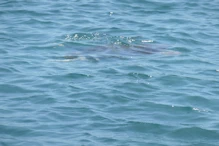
[[1, 0, 219, 145]]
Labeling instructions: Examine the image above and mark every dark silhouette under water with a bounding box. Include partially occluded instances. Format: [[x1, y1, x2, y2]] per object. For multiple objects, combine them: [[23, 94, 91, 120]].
[[53, 33, 180, 62], [58, 43, 179, 62]]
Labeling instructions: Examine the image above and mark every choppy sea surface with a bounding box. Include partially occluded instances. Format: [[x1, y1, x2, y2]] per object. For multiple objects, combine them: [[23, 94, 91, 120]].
[[1, 0, 219, 145]]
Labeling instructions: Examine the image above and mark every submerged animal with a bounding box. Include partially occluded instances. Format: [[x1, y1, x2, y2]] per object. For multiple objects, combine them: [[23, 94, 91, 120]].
[[55, 44, 179, 62], [52, 33, 180, 62]]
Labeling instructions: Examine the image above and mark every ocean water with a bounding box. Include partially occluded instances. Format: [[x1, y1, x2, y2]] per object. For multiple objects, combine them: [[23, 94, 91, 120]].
[[1, 0, 219, 145]]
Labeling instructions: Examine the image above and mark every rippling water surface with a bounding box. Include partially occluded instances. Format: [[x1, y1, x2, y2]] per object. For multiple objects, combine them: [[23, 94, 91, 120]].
[[1, 0, 219, 145]]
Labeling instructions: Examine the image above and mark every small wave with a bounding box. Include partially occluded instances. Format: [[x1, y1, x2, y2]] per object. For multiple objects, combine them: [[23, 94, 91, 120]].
[[169, 126, 219, 141], [0, 84, 37, 94]]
